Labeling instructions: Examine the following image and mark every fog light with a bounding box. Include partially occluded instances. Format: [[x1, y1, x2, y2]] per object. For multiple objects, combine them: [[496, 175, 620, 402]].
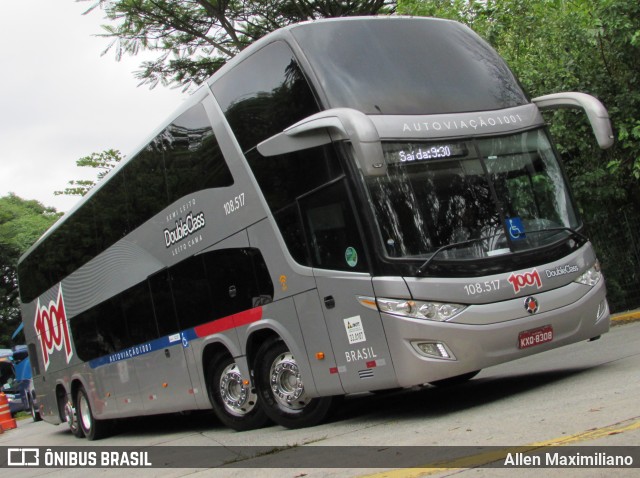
[[412, 341, 455, 360]]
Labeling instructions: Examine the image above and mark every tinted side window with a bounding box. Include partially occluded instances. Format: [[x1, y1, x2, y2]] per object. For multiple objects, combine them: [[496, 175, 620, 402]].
[[70, 298, 130, 361], [124, 142, 169, 229], [121, 281, 158, 345], [148, 271, 180, 337], [93, 172, 130, 251], [246, 144, 344, 265], [169, 256, 213, 330], [95, 298, 130, 354], [19, 103, 234, 303], [299, 179, 368, 272], [63, 248, 274, 362], [212, 41, 320, 152], [164, 104, 233, 202], [202, 248, 273, 320]]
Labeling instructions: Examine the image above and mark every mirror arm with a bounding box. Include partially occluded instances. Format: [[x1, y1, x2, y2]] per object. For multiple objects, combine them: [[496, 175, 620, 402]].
[[532, 92, 614, 149], [257, 108, 387, 176]]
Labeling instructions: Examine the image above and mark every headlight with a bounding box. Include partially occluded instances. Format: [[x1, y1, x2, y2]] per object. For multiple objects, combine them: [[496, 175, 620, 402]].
[[574, 261, 602, 287], [360, 297, 466, 322]]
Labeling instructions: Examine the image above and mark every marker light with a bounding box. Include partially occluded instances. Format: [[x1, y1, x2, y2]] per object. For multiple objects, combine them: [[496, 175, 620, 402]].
[[359, 296, 466, 322], [575, 261, 602, 287]]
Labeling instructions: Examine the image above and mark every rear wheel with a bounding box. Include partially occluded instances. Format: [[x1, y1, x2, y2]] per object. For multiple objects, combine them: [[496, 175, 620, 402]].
[[207, 354, 270, 431], [63, 395, 84, 438], [429, 370, 480, 387], [29, 395, 42, 422], [255, 338, 335, 429], [76, 386, 109, 440]]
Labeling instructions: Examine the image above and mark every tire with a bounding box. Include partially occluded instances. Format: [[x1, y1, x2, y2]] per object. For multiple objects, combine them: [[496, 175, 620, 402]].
[[63, 395, 84, 438], [255, 338, 335, 429], [207, 354, 270, 431], [429, 370, 480, 387], [29, 396, 42, 422], [76, 386, 109, 440]]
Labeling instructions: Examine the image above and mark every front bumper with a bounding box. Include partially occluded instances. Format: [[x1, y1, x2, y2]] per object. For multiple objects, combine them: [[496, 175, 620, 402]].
[[382, 278, 610, 387]]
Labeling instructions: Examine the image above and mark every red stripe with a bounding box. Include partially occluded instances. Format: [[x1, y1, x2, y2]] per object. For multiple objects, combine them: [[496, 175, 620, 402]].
[[194, 307, 263, 338]]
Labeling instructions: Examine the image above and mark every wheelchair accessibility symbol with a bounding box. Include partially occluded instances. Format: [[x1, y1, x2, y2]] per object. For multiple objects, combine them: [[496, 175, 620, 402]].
[[507, 217, 526, 241]]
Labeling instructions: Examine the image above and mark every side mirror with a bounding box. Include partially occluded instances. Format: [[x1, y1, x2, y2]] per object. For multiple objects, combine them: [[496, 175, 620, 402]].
[[532, 92, 614, 149], [257, 108, 387, 176]]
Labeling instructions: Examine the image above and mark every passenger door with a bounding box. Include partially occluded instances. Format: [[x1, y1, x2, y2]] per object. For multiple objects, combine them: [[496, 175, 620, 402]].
[[298, 179, 396, 393]]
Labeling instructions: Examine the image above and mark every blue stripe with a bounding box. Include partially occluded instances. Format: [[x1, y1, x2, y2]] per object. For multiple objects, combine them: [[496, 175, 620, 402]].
[[88, 329, 197, 369]]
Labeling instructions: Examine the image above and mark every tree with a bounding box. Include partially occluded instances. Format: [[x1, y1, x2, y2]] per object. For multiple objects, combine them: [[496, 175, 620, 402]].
[[0, 194, 61, 347], [80, 0, 396, 90], [55, 149, 123, 197]]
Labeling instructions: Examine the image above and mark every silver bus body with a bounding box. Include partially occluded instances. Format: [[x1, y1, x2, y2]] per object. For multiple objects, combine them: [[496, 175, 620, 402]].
[[18, 17, 612, 436]]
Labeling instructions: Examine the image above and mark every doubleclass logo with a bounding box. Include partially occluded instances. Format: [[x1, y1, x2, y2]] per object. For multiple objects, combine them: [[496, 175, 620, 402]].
[[163, 211, 206, 248], [545, 264, 579, 278]]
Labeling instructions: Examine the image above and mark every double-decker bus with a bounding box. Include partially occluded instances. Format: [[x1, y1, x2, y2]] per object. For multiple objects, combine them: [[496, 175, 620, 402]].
[[18, 17, 613, 439]]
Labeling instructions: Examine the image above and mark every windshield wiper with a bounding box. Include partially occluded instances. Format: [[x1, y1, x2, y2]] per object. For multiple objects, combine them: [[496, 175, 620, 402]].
[[414, 235, 495, 276], [414, 226, 588, 277]]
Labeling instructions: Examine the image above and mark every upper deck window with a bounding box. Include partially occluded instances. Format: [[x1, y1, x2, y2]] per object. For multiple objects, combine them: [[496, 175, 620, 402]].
[[290, 18, 528, 115], [212, 41, 320, 152], [19, 103, 233, 303]]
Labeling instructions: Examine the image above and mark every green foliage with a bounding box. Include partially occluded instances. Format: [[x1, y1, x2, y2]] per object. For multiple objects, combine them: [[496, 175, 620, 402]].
[[0, 194, 61, 347], [55, 149, 123, 197], [81, 0, 396, 90]]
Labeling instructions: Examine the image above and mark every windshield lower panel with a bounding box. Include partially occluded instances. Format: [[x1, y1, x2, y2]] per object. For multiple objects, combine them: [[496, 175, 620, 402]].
[[365, 129, 580, 276]]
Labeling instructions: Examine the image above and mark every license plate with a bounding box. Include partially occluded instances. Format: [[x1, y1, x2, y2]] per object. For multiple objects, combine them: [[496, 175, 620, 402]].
[[518, 325, 553, 349]]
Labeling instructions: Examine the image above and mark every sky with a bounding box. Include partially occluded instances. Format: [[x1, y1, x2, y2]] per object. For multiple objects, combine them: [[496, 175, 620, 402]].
[[0, 0, 187, 212]]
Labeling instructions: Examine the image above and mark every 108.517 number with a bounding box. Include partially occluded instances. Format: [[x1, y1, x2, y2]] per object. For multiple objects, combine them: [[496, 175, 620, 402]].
[[464, 280, 500, 296], [223, 193, 245, 216]]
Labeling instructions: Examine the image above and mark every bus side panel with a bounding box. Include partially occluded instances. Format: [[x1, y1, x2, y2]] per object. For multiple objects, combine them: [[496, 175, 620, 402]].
[[246, 298, 319, 397], [293, 290, 345, 396], [246, 220, 317, 299], [132, 341, 198, 415], [94, 361, 134, 418], [314, 274, 399, 393], [33, 374, 61, 425], [89, 363, 122, 418]]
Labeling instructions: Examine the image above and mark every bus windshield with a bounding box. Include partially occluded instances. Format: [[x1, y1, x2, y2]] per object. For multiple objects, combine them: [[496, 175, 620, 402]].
[[365, 129, 580, 264]]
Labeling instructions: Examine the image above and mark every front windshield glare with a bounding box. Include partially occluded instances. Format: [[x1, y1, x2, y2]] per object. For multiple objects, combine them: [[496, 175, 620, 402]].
[[366, 129, 579, 260]]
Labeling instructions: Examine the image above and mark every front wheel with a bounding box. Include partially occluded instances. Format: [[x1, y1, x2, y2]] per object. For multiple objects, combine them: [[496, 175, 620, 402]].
[[255, 339, 335, 429], [76, 386, 110, 440], [207, 355, 270, 431]]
